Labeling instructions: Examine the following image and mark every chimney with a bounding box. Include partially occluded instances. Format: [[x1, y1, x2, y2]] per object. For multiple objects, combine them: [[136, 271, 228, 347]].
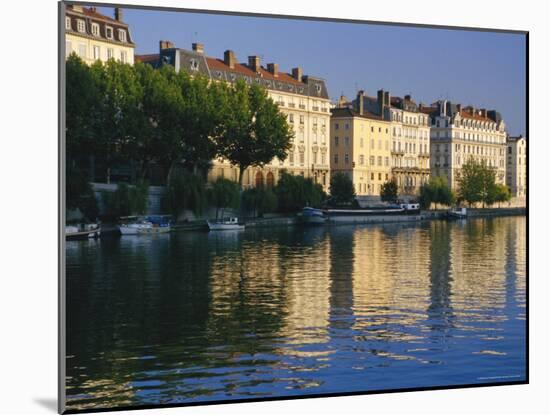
[[357, 90, 364, 115], [89, 6, 97, 13], [248, 55, 260, 72], [114, 8, 123, 22], [480, 108, 487, 118], [72, 5, 83, 12], [404, 94, 411, 101], [159, 40, 174, 50], [224, 50, 236, 69], [377, 89, 385, 116], [267, 63, 279, 77], [192, 43, 204, 54], [384, 91, 390, 107], [292, 67, 303, 81], [456, 103, 462, 113]]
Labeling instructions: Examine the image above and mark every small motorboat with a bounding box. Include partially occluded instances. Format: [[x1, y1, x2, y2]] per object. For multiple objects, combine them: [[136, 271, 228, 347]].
[[298, 207, 327, 225], [207, 217, 245, 231], [66, 223, 101, 240], [447, 207, 467, 220], [119, 215, 171, 235]]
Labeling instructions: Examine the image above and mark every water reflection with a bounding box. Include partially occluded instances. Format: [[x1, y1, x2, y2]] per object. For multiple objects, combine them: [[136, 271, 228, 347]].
[[65, 217, 526, 410]]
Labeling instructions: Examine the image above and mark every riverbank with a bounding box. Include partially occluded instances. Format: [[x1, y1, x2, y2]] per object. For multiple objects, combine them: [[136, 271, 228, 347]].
[[93, 207, 526, 235]]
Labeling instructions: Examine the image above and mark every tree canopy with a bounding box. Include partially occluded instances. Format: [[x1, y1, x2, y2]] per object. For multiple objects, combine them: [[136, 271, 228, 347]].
[[329, 172, 356, 206]]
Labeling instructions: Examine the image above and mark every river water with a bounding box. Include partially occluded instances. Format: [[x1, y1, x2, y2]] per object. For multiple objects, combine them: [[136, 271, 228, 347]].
[[65, 216, 526, 411]]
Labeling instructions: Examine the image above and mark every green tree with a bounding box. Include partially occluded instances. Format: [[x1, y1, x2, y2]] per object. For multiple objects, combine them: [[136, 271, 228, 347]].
[[207, 178, 241, 219], [242, 187, 278, 217], [102, 181, 149, 218], [216, 81, 294, 186], [493, 183, 512, 208], [380, 179, 398, 203], [66, 167, 99, 220], [419, 176, 456, 210], [329, 172, 356, 206], [275, 172, 325, 213], [164, 169, 208, 217], [458, 158, 498, 207]]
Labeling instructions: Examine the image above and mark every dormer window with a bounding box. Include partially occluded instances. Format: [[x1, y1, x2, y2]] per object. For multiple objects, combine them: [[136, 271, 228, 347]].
[[118, 29, 126, 42], [77, 19, 85, 33], [91, 23, 100, 36], [105, 26, 113, 40], [315, 84, 322, 94], [190, 59, 199, 71], [65, 17, 71, 30]]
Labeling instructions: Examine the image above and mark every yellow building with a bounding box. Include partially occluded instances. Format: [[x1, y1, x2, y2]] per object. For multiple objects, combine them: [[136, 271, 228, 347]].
[[330, 97, 392, 196], [137, 42, 331, 191], [65, 5, 135, 65]]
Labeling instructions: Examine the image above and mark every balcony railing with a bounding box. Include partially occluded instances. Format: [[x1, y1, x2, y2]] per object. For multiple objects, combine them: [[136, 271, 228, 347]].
[[299, 104, 306, 109], [288, 103, 296, 108], [391, 150, 405, 155], [277, 102, 285, 106], [312, 106, 319, 111]]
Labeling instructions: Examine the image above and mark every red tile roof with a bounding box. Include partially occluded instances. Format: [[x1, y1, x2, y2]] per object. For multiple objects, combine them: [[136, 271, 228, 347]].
[[68, 6, 125, 25], [135, 54, 160, 63]]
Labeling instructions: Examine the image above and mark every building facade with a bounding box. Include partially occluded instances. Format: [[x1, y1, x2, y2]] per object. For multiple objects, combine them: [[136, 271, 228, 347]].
[[65, 6, 135, 65], [506, 135, 527, 198], [137, 42, 331, 191], [330, 100, 392, 197], [427, 101, 507, 190], [356, 90, 431, 196]]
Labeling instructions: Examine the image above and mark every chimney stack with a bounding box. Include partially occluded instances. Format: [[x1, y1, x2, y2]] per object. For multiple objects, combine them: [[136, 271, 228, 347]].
[[292, 67, 303, 81], [267, 63, 279, 77], [384, 91, 390, 107], [224, 50, 236, 69], [89, 6, 97, 13], [405, 94, 411, 101], [248, 55, 260, 72], [357, 90, 365, 115], [456, 104, 462, 113], [114, 8, 123, 22], [480, 108, 487, 117], [159, 40, 174, 50], [72, 5, 83, 12], [192, 43, 204, 54]]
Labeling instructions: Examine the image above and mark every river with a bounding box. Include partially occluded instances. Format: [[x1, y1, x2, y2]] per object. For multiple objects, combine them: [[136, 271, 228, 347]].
[[65, 216, 526, 411]]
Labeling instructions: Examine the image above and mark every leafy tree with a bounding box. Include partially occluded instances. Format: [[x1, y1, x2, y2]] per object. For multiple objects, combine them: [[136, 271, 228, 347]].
[[102, 181, 149, 218], [66, 167, 99, 220], [163, 169, 208, 217], [216, 81, 294, 186], [419, 176, 456, 209], [458, 158, 498, 207], [380, 179, 398, 203], [275, 172, 325, 213], [493, 183, 512, 208], [242, 187, 278, 217], [207, 178, 240, 219], [329, 172, 356, 206]]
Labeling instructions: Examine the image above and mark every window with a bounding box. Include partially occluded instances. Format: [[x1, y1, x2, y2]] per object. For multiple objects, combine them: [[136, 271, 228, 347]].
[[359, 155, 365, 165], [78, 44, 87, 59], [378, 173, 382, 181], [345, 154, 349, 164], [334, 137, 339, 146], [299, 152, 305, 165], [369, 156, 375, 165], [65, 17, 71, 30], [107, 48, 114, 59], [290, 152, 295, 164], [345, 137, 349, 147], [300, 115, 304, 125], [385, 157, 389, 166], [321, 153, 326, 165], [313, 133, 318, 143], [91, 23, 100, 36], [313, 152, 318, 164], [65, 40, 72, 55], [77, 19, 85, 33], [289, 114, 294, 123], [360, 137, 364, 147], [334, 154, 339, 164], [190, 59, 199, 71], [93, 45, 100, 60], [313, 117, 318, 127], [345, 123, 349, 130], [378, 156, 382, 166], [120, 51, 127, 63], [335, 123, 339, 130], [106, 26, 113, 39]]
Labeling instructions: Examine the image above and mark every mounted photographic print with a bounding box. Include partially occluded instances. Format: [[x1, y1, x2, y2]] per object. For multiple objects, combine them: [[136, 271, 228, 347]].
[[59, 1, 528, 413]]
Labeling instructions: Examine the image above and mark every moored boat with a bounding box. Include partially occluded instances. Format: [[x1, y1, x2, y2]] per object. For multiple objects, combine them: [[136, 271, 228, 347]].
[[207, 217, 245, 231], [66, 223, 101, 240], [119, 215, 171, 235], [447, 207, 467, 220], [298, 207, 327, 225]]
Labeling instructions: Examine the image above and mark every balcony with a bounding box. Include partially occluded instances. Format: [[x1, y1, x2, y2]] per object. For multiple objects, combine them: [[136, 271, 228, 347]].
[[277, 101, 285, 107], [312, 106, 319, 111], [299, 104, 306, 109], [391, 150, 405, 156], [321, 107, 328, 112], [288, 103, 296, 108], [418, 152, 430, 158]]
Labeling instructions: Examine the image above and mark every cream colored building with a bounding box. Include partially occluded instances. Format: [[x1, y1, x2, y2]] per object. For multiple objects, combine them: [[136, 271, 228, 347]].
[[65, 5, 135, 65], [427, 100, 507, 190], [137, 42, 331, 191], [506, 135, 527, 198], [354, 91, 430, 196], [330, 95, 392, 196]]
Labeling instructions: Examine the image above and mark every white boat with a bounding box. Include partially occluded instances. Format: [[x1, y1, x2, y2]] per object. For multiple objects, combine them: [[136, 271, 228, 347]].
[[66, 223, 101, 240], [447, 207, 467, 219], [207, 217, 245, 231], [298, 207, 327, 225], [119, 216, 171, 235]]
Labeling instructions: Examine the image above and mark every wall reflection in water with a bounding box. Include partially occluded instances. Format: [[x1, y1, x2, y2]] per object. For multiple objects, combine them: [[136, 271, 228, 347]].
[[65, 217, 526, 410]]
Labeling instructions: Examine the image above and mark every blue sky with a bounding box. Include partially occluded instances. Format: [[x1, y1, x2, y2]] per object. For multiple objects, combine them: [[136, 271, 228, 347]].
[[98, 6, 526, 136]]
